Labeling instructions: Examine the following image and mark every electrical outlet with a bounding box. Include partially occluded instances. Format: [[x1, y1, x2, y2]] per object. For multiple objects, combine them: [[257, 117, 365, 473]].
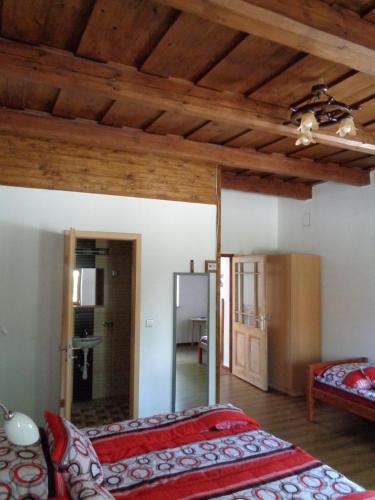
[[145, 319, 154, 327]]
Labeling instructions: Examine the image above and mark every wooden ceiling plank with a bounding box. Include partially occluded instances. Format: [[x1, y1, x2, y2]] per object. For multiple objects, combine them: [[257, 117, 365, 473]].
[[364, 8, 375, 23], [41, 0, 96, 51], [186, 121, 247, 144], [344, 155, 375, 168], [225, 130, 282, 149], [221, 171, 313, 199], [198, 35, 301, 94], [52, 89, 113, 121], [0, 108, 369, 186], [318, 150, 370, 163], [327, 72, 375, 106], [288, 143, 344, 160], [77, 0, 178, 67], [321, 0, 374, 14], [0, 75, 59, 112], [101, 100, 162, 129], [258, 137, 307, 155], [145, 110, 207, 136], [1, 0, 95, 51], [1, 39, 374, 154], [142, 12, 245, 82], [155, 0, 375, 76], [250, 55, 353, 106], [1, 0, 49, 44]]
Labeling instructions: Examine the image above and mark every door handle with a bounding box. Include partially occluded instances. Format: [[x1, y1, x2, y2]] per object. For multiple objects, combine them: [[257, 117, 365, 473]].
[[259, 315, 268, 331], [59, 344, 80, 361]]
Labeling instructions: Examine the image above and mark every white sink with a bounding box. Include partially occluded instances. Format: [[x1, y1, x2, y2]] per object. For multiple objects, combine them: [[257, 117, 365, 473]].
[[73, 336, 102, 350]]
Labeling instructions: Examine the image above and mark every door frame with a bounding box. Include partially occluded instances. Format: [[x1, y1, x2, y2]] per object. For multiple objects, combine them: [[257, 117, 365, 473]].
[[220, 253, 233, 372], [172, 272, 210, 412], [60, 229, 141, 420]]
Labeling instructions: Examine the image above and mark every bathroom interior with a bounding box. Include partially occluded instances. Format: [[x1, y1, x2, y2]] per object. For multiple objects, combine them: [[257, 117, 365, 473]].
[[71, 238, 133, 427]]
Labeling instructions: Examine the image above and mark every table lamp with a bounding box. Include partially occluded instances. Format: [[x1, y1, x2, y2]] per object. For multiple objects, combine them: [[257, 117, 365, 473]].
[[0, 402, 39, 446]]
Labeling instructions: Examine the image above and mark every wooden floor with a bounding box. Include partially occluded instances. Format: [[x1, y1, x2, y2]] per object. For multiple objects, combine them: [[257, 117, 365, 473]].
[[175, 345, 207, 411], [220, 374, 375, 490]]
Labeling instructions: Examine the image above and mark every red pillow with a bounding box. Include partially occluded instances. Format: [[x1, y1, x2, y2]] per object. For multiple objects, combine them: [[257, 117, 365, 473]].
[[343, 370, 373, 391], [45, 411, 69, 464], [45, 411, 103, 485], [364, 367, 375, 381]]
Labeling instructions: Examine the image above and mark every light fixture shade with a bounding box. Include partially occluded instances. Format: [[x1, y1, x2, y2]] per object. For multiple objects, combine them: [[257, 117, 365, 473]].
[[4, 411, 40, 446], [299, 112, 319, 132], [295, 130, 316, 146], [336, 116, 357, 137]]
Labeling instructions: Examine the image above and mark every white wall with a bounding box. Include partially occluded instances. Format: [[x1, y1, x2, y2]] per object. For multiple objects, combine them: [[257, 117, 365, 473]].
[[0, 186, 216, 423], [221, 189, 278, 254], [278, 172, 375, 363]]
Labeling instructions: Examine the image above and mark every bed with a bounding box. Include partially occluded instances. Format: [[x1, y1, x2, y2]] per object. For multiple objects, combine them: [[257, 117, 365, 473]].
[[1, 403, 374, 499], [198, 334, 208, 364], [306, 357, 375, 422]]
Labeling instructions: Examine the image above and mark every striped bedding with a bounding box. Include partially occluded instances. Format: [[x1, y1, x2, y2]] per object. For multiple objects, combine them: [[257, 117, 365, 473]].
[[79, 404, 370, 499]]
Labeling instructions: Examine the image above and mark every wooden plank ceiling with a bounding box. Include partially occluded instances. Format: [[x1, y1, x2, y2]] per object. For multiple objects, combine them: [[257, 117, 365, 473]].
[[0, 0, 374, 200]]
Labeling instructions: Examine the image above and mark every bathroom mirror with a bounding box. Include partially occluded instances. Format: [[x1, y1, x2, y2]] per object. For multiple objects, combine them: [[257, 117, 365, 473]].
[[172, 273, 209, 411], [73, 268, 104, 307]]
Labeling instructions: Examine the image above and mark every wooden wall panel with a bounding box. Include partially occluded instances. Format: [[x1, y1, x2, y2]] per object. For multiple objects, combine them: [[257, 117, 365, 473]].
[[0, 133, 217, 204]]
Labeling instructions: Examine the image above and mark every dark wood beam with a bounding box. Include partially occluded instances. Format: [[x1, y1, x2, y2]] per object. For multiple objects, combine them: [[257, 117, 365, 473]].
[[221, 171, 313, 199], [0, 38, 374, 155], [156, 0, 375, 76], [0, 108, 369, 186]]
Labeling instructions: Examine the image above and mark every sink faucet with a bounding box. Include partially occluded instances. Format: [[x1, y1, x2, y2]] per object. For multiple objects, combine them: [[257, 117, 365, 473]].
[[81, 329, 89, 338]]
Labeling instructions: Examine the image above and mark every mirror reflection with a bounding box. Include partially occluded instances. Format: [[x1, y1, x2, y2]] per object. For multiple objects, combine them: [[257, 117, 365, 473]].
[[73, 268, 104, 307], [173, 273, 209, 411]]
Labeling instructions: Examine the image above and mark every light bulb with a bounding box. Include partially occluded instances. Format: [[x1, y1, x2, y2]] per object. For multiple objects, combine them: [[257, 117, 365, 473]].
[[337, 117, 357, 137]]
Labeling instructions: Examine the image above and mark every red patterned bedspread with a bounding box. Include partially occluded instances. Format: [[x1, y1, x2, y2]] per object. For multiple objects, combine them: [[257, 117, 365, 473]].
[[0, 428, 49, 499], [315, 363, 375, 404], [80, 404, 369, 499]]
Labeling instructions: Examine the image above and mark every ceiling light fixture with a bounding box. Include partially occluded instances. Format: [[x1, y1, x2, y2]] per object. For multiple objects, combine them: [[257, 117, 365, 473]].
[[290, 84, 359, 146]]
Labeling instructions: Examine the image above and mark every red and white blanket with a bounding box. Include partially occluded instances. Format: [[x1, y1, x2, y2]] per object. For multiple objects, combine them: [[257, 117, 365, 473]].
[[315, 363, 375, 402], [80, 404, 369, 499]]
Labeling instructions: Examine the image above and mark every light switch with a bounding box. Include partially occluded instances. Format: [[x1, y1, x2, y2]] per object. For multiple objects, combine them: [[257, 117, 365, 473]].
[[302, 212, 311, 227], [145, 319, 154, 327]]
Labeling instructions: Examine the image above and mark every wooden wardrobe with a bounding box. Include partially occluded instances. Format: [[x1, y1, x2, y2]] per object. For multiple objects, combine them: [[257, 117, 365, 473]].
[[266, 253, 321, 396]]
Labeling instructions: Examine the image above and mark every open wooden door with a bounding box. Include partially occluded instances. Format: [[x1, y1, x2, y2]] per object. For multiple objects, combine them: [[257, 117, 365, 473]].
[[232, 256, 268, 391], [59, 228, 76, 418]]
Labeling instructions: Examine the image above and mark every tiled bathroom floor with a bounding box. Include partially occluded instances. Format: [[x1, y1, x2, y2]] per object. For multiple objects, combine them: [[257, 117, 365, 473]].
[[72, 396, 129, 427]]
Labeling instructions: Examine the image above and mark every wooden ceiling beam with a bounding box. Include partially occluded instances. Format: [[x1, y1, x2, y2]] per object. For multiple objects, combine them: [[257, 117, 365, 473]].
[[0, 108, 369, 187], [221, 171, 313, 200], [0, 38, 374, 155], [156, 0, 375, 76]]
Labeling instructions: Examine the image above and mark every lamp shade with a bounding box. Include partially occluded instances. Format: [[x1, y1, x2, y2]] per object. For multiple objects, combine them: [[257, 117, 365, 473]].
[[4, 411, 39, 446]]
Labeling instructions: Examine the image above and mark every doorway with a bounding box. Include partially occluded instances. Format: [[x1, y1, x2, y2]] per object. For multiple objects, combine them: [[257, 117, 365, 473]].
[[172, 273, 209, 411], [220, 255, 232, 374], [60, 230, 141, 424]]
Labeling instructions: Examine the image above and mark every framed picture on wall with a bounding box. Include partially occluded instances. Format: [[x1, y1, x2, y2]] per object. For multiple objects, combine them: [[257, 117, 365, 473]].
[[205, 260, 217, 273]]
